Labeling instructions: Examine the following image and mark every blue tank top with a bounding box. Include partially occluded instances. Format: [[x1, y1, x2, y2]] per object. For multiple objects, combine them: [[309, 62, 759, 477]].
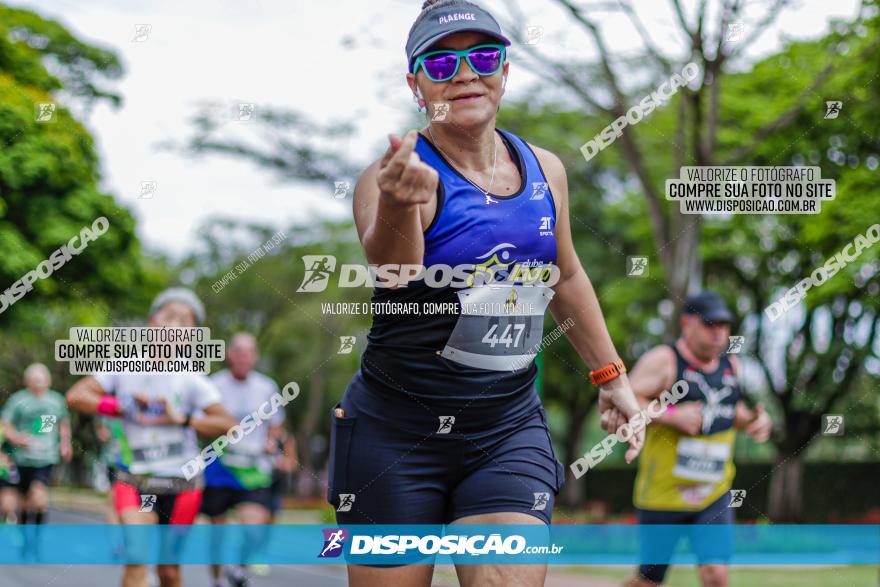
[[358, 128, 558, 417]]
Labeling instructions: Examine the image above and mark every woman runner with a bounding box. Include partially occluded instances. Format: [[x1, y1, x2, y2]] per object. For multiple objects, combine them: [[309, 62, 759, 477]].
[[328, 1, 645, 586]]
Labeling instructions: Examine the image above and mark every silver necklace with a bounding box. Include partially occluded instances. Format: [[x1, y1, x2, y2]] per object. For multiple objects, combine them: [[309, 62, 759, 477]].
[[427, 126, 498, 196]]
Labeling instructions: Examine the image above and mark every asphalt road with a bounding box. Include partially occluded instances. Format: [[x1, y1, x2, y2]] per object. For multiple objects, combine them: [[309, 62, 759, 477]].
[[0, 565, 349, 587], [0, 507, 350, 587]]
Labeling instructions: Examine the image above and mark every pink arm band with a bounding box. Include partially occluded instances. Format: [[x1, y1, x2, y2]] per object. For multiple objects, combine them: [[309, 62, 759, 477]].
[[97, 395, 121, 416], [666, 403, 676, 414]]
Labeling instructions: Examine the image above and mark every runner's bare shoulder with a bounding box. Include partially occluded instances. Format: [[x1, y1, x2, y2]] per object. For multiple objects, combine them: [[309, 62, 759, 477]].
[[632, 345, 678, 397]]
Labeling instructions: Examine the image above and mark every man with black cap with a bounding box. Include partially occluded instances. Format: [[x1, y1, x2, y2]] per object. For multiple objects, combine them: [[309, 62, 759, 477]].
[[622, 291, 772, 587]]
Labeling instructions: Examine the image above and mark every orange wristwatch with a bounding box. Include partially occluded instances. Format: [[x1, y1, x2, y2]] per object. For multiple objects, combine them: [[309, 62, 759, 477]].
[[589, 359, 627, 385]]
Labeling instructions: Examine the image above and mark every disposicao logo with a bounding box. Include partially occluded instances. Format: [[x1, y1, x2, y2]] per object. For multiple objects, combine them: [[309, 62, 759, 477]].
[[319, 528, 348, 558]]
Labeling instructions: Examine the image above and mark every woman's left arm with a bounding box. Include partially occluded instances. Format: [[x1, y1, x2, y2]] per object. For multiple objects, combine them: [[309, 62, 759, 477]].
[[534, 146, 644, 462]]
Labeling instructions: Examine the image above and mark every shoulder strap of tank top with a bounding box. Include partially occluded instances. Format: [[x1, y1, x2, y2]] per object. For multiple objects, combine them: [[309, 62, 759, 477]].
[[671, 341, 730, 378], [415, 131, 450, 173], [667, 342, 686, 368], [497, 128, 535, 170], [719, 352, 734, 373]]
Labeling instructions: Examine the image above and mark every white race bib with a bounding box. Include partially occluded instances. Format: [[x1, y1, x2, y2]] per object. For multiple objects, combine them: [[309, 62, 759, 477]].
[[441, 285, 554, 371], [126, 426, 187, 474], [673, 438, 730, 483]]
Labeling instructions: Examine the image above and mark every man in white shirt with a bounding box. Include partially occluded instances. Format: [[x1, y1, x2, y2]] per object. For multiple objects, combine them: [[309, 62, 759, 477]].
[[201, 333, 290, 587]]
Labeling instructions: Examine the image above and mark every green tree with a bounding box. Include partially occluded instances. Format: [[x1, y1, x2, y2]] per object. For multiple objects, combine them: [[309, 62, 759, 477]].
[[0, 5, 165, 481], [701, 17, 880, 519], [0, 5, 160, 326]]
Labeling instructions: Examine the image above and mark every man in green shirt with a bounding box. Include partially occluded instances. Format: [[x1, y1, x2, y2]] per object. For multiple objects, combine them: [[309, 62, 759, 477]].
[[1, 363, 72, 525], [0, 425, 20, 523]]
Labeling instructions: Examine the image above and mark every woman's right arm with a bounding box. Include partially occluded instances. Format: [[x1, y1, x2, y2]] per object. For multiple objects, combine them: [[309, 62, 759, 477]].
[[353, 129, 438, 267]]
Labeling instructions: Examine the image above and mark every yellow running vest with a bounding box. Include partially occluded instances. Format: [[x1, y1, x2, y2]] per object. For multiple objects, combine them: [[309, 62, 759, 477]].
[[634, 425, 736, 511], [633, 345, 739, 511]]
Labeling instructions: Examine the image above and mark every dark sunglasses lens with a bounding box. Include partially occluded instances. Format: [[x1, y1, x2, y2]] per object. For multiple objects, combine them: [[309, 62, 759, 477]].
[[468, 47, 502, 75], [423, 53, 459, 80]]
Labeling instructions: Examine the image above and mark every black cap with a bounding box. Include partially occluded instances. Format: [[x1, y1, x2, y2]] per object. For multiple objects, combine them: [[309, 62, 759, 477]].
[[406, 2, 511, 72], [682, 291, 734, 323]]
